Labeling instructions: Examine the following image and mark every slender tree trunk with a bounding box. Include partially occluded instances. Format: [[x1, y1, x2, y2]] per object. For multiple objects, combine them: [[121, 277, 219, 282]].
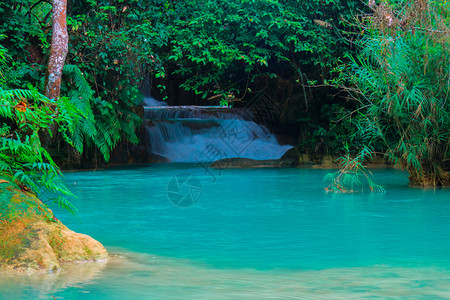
[[41, 0, 68, 148], [45, 0, 68, 101]]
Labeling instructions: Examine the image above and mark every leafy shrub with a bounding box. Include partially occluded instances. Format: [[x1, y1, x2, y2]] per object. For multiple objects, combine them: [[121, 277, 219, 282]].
[[330, 0, 450, 188], [0, 44, 79, 213]]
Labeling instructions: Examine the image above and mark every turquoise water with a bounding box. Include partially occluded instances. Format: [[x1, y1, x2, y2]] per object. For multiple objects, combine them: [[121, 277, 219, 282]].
[[2, 165, 450, 299]]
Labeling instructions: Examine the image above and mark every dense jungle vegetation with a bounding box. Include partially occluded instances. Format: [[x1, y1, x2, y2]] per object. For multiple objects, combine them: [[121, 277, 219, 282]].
[[0, 0, 448, 209]]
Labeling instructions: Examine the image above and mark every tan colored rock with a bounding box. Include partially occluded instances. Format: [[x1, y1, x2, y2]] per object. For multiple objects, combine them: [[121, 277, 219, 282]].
[[57, 227, 108, 263], [0, 181, 108, 273]]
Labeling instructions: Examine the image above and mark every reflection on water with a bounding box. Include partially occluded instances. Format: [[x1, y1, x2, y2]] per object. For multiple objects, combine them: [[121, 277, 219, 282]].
[[2, 249, 450, 299], [0, 260, 107, 299]]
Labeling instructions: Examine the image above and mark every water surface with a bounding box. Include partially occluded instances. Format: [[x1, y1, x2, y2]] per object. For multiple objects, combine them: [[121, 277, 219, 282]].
[[1, 166, 450, 299]]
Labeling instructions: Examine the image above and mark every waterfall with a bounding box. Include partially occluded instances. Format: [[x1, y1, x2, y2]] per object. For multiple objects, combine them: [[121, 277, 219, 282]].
[[143, 96, 167, 107], [144, 105, 293, 163]]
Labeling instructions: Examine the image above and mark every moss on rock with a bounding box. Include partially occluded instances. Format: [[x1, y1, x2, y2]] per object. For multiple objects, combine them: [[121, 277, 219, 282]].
[[0, 177, 108, 273]]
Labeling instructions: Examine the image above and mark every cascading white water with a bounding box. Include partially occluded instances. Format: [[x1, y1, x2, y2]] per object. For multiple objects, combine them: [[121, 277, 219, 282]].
[[143, 96, 168, 107], [144, 105, 293, 163]]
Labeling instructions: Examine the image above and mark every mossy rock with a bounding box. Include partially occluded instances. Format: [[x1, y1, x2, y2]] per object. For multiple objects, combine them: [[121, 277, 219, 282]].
[[0, 176, 108, 273]]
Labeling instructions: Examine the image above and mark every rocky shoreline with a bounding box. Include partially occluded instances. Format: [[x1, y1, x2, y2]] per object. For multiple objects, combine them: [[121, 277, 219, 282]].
[[211, 147, 397, 170], [0, 178, 107, 273]]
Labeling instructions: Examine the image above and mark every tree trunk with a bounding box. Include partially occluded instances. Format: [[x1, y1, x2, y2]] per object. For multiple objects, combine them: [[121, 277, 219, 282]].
[[45, 0, 68, 101]]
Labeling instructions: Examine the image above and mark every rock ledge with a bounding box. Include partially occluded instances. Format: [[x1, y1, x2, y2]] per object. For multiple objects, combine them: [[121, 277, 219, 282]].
[[0, 179, 107, 273]]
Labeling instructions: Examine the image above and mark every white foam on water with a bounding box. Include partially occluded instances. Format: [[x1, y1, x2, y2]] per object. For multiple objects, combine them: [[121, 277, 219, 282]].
[[143, 96, 167, 107]]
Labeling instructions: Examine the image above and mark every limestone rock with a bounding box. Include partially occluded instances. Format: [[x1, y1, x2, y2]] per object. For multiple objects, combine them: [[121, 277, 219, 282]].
[[0, 179, 107, 273]]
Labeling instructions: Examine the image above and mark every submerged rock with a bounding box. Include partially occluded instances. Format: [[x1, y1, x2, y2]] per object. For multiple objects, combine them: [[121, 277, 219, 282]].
[[0, 179, 107, 273], [210, 146, 299, 169], [211, 156, 298, 169], [211, 158, 279, 168]]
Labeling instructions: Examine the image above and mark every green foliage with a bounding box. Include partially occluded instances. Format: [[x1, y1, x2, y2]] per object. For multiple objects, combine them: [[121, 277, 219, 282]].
[[331, 0, 450, 187], [166, 0, 363, 99], [66, 0, 364, 103], [62, 64, 96, 155], [298, 103, 365, 156], [324, 145, 385, 193], [0, 1, 143, 162], [62, 64, 137, 162], [64, 1, 146, 159], [0, 44, 79, 214], [0, 1, 51, 59]]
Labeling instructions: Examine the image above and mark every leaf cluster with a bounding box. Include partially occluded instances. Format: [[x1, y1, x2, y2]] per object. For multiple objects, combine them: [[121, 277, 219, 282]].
[[331, 0, 450, 186], [0, 44, 80, 213]]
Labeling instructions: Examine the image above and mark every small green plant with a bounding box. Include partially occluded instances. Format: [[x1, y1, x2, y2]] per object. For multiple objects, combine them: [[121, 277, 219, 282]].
[[219, 99, 229, 107], [324, 146, 385, 193]]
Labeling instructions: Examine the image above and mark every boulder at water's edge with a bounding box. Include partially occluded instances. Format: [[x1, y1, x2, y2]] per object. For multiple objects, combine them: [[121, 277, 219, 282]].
[[0, 178, 107, 273]]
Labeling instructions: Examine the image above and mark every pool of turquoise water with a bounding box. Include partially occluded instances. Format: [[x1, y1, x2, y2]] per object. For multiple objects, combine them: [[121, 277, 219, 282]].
[[1, 165, 450, 299]]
